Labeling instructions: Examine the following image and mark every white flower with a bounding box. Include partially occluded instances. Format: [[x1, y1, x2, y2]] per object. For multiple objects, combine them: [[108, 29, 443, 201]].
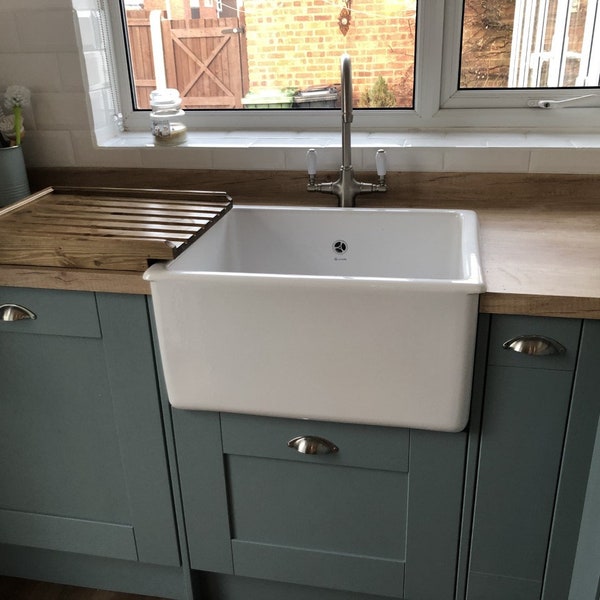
[[4, 85, 31, 110]]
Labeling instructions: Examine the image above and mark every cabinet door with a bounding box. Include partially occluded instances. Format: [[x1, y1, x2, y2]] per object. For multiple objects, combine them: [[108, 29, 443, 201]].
[[0, 288, 179, 566], [545, 319, 600, 600], [173, 410, 467, 599], [466, 315, 582, 600]]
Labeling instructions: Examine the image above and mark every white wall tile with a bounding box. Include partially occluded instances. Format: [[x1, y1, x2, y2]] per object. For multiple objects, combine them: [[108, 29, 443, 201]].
[[87, 88, 116, 130], [82, 51, 109, 90], [20, 130, 76, 167], [58, 52, 86, 91], [70, 130, 144, 167], [71, 0, 101, 9], [75, 10, 104, 53], [529, 149, 600, 173], [15, 9, 78, 53], [0, 14, 21, 53], [32, 92, 89, 130], [140, 146, 214, 170], [211, 147, 286, 169], [390, 147, 444, 172], [444, 148, 531, 172], [0, 53, 62, 92], [0, 0, 72, 10]]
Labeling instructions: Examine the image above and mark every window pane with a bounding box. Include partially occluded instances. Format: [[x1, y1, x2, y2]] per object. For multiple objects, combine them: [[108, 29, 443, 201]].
[[121, 0, 416, 110], [460, 0, 600, 88]]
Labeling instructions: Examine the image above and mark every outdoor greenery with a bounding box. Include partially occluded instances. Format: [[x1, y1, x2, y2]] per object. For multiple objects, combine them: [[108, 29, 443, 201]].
[[360, 76, 397, 107]]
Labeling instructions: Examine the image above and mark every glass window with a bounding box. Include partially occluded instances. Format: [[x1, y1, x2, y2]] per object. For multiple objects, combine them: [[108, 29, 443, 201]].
[[460, 0, 600, 89], [119, 0, 417, 111], [76, 0, 600, 137]]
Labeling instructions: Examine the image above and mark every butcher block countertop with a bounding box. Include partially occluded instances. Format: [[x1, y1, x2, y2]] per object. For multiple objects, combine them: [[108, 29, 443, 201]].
[[0, 177, 599, 319]]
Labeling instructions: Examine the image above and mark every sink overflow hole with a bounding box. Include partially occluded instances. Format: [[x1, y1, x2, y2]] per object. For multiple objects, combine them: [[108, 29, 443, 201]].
[[332, 240, 348, 254]]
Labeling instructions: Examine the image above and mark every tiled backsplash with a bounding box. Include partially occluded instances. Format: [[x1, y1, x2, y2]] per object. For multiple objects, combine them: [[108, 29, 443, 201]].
[[1, 0, 600, 173]]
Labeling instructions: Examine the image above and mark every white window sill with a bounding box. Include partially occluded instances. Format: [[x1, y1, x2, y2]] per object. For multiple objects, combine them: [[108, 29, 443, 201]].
[[85, 129, 600, 174], [104, 129, 600, 150]]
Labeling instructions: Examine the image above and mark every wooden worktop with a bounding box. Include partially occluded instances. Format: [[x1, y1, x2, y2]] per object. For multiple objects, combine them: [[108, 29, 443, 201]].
[[0, 186, 232, 270], [0, 168, 599, 319]]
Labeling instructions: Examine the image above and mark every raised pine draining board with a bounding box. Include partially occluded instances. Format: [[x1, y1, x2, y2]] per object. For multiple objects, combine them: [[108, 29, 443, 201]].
[[0, 186, 232, 271]]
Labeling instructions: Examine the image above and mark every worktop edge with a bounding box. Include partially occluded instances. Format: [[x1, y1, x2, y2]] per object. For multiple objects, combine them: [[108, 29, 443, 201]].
[[1, 265, 598, 319]]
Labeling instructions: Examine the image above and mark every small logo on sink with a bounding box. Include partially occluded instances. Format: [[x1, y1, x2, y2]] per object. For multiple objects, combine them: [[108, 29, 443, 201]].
[[332, 240, 348, 255]]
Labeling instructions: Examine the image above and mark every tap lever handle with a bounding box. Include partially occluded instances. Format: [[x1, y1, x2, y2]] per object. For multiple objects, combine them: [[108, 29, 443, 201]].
[[376, 149, 387, 177], [307, 149, 318, 176]]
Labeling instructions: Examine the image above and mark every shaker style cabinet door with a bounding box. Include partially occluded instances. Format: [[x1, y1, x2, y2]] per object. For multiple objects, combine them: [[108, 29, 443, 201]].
[[466, 315, 582, 600], [0, 287, 179, 567], [173, 410, 468, 600]]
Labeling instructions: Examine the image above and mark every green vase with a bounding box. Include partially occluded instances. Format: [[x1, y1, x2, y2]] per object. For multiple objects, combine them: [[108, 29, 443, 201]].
[[0, 145, 30, 207]]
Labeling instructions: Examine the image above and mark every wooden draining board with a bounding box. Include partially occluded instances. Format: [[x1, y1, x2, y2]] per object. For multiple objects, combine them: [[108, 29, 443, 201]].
[[0, 186, 232, 271]]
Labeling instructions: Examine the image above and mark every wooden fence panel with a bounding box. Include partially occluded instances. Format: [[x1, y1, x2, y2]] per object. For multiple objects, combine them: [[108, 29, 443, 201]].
[[126, 10, 156, 109]]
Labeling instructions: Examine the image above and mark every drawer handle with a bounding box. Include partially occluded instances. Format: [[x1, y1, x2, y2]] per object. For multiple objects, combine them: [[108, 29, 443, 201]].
[[288, 435, 339, 455], [503, 335, 565, 356], [0, 304, 37, 322]]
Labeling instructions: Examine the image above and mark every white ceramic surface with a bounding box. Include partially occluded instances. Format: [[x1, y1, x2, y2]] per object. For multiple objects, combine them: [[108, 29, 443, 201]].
[[145, 205, 485, 431]]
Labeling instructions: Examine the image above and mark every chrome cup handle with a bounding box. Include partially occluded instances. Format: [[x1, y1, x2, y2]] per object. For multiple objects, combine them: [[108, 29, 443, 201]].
[[503, 334, 565, 356], [0, 304, 37, 322], [288, 435, 339, 455]]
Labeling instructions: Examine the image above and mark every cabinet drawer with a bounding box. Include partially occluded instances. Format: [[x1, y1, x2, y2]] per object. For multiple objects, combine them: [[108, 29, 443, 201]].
[[487, 315, 581, 370], [0, 287, 100, 338], [221, 413, 409, 472]]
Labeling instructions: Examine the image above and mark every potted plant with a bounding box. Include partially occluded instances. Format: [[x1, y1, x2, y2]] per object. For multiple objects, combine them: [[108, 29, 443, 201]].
[[0, 85, 31, 207]]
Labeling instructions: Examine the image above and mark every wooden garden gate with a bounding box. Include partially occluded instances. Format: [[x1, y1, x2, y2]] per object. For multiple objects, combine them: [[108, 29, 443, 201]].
[[126, 11, 249, 109], [162, 17, 249, 108]]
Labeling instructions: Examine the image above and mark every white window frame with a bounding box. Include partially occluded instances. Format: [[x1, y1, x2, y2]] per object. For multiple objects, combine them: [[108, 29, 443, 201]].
[[439, 0, 600, 122], [87, 0, 600, 138]]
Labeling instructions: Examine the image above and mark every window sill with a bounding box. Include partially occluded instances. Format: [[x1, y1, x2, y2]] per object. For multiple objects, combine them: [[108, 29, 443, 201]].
[[91, 129, 600, 174]]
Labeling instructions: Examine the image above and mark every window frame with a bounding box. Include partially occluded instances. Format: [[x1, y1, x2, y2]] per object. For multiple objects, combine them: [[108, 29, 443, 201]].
[[98, 0, 600, 136], [439, 0, 600, 114]]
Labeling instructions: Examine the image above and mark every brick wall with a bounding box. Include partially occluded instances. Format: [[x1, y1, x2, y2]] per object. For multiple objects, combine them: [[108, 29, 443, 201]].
[[243, 0, 416, 107]]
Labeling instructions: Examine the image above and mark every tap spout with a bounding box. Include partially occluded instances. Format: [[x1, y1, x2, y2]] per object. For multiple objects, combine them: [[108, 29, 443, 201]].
[[341, 53, 352, 170], [341, 54, 353, 125]]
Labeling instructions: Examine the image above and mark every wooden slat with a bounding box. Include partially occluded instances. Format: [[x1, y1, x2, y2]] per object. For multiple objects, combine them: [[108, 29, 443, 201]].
[[0, 187, 232, 272], [4, 223, 197, 241], [16, 213, 214, 228]]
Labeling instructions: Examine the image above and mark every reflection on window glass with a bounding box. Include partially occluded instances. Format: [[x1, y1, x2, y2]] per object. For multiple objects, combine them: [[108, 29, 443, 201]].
[[121, 0, 416, 110], [461, 0, 600, 88]]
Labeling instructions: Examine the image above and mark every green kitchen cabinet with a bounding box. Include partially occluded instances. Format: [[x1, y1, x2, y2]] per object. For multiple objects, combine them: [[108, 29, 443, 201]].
[[462, 315, 600, 600], [0, 287, 183, 594], [4, 283, 598, 600], [172, 408, 468, 600]]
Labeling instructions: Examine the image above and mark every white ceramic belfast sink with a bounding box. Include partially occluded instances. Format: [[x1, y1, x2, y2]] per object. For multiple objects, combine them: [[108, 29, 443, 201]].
[[145, 205, 485, 432]]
